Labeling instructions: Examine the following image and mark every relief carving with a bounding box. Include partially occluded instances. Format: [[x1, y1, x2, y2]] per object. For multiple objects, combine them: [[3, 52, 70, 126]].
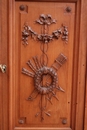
[[22, 14, 69, 45], [21, 14, 68, 121]]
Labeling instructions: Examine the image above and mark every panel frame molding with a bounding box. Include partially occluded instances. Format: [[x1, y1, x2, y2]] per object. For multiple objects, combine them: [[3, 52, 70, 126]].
[[15, 0, 78, 2]]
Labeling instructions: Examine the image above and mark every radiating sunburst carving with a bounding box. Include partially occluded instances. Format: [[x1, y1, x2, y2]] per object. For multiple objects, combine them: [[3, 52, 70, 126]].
[[22, 53, 67, 121]]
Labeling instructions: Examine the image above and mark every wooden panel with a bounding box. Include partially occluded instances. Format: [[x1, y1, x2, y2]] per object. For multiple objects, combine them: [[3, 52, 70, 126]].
[[14, 1, 75, 130], [7, 0, 87, 130]]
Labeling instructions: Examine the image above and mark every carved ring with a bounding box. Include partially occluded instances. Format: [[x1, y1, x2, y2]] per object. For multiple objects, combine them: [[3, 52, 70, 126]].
[[34, 66, 58, 94]]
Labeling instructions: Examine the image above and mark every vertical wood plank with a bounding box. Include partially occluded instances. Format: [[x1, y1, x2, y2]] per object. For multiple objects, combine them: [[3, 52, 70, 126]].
[[75, 0, 87, 130], [0, 0, 3, 129], [8, 0, 15, 129], [84, 74, 87, 130], [0, 0, 8, 130]]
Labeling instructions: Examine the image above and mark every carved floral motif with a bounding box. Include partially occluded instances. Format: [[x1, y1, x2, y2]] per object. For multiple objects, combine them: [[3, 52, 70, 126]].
[[22, 14, 69, 45]]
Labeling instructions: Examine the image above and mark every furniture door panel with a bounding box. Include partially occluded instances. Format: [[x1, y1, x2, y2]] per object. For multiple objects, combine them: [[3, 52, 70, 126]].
[[14, 2, 75, 130]]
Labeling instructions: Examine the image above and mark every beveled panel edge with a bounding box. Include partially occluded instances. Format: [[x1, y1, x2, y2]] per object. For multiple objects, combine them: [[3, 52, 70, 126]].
[[15, 0, 78, 2], [14, 127, 72, 130]]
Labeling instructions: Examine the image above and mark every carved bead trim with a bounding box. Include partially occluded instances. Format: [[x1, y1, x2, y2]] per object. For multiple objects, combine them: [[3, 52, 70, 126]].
[[62, 118, 67, 124], [19, 5, 25, 11], [66, 7, 72, 13], [19, 117, 26, 124]]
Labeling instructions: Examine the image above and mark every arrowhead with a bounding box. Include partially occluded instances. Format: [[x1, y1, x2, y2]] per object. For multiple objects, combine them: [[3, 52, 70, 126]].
[[56, 86, 65, 92]]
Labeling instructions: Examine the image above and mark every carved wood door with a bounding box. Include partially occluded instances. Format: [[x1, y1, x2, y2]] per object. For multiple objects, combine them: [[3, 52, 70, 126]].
[[8, 0, 87, 130]]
